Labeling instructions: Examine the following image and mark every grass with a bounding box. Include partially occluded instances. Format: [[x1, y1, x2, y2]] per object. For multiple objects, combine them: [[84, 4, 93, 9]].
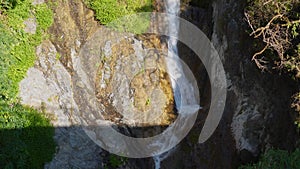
[[0, 0, 56, 168]]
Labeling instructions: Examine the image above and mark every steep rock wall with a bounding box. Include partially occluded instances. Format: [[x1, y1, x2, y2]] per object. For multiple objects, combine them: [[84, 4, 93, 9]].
[[18, 0, 299, 168]]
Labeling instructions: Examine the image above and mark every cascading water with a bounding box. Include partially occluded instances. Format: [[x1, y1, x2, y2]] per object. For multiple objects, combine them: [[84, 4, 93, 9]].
[[153, 0, 182, 168], [164, 0, 182, 109]]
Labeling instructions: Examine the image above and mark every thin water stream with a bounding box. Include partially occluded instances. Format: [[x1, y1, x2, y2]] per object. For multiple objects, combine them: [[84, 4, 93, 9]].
[[153, 0, 181, 168]]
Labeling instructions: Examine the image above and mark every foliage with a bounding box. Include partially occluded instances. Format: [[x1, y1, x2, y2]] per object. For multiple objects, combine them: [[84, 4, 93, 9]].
[[0, 0, 56, 168], [245, 0, 300, 127], [0, 103, 56, 169], [35, 4, 53, 30], [85, 0, 153, 34], [0, 0, 53, 101], [0, 23, 15, 101], [239, 149, 300, 169], [105, 154, 127, 168], [245, 0, 300, 72], [0, 0, 16, 14], [292, 92, 300, 128], [106, 12, 152, 34]]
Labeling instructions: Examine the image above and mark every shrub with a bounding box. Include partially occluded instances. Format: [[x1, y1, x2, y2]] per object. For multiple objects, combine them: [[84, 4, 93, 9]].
[[35, 3, 53, 30], [0, 102, 56, 169], [245, 0, 300, 72], [245, 0, 300, 127], [106, 12, 152, 34], [0, 23, 15, 100], [85, 0, 153, 25], [0, 0, 53, 102], [0, 0, 56, 168], [105, 154, 127, 168]]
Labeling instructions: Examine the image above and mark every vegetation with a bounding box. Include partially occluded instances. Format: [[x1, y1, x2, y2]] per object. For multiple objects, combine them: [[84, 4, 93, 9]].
[[103, 154, 127, 169], [0, 0, 53, 101], [85, 0, 153, 34], [0, 0, 56, 168], [245, 0, 300, 127], [244, 1, 300, 168], [239, 149, 300, 169], [0, 103, 56, 169], [85, 0, 153, 25], [245, 0, 300, 72]]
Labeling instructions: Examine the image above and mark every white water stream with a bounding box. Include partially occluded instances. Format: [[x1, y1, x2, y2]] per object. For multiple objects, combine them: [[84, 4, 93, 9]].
[[164, 0, 182, 109], [153, 0, 181, 168]]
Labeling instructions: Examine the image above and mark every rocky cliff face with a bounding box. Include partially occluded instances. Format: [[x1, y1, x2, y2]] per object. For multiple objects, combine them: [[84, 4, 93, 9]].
[[167, 0, 299, 168], [147, 0, 299, 168], [18, 0, 299, 169], [209, 0, 298, 161], [20, 0, 104, 168]]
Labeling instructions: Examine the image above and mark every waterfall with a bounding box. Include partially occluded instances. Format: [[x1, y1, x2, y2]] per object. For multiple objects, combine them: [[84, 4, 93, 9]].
[[153, 0, 181, 169], [164, 0, 182, 109]]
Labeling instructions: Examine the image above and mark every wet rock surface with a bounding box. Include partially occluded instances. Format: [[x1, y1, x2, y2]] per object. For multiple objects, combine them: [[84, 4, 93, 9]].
[[150, 0, 299, 169], [18, 0, 299, 168]]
